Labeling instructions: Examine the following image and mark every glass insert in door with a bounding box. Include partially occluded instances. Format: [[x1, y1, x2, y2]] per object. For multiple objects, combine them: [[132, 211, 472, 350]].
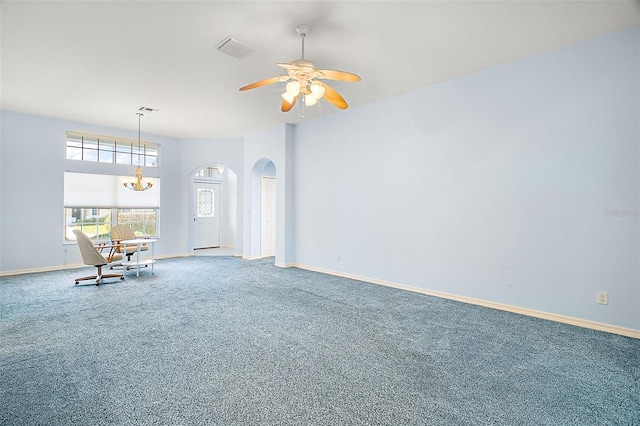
[[197, 188, 215, 217]]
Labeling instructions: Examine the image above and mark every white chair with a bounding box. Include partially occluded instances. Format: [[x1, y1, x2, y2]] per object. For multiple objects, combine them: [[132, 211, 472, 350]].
[[73, 230, 124, 286]]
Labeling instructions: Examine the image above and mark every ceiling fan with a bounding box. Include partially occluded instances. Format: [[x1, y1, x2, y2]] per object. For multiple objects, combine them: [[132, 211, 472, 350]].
[[239, 25, 360, 112]]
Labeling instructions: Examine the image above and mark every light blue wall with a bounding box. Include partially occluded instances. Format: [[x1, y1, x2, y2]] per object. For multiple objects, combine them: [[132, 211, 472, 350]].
[[242, 124, 295, 265], [0, 111, 183, 271], [263, 162, 276, 177], [1, 26, 637, 331], [0, 112, 247, 272], [292, 26, 640, 330]]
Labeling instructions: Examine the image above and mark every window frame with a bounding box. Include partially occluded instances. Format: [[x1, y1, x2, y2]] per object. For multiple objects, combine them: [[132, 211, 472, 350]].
[[66, 131, 159, 167], [64, 207, 160, 243]]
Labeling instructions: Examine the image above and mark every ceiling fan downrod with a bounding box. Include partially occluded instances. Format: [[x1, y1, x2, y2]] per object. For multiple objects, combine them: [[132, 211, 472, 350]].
[[296, 25, 310, 60]]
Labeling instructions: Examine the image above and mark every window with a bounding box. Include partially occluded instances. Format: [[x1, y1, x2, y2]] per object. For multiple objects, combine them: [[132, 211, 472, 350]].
[[195, 166, 223, 179], [65, 208, 158, 241], [64, 172, 160, 242], [65, 208, 112, 240], [197, 188, 215, 217], [66, 132, 158, 167], [116, 209, 157, 236]]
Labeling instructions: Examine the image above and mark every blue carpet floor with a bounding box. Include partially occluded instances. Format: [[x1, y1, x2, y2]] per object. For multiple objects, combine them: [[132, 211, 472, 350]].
[[1, 256, 638, 425]]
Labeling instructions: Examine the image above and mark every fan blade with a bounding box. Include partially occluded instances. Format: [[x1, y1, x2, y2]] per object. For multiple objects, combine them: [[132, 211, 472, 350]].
[[239, 76, 288, 91], [281, 95, 297, 112], [322, 83, 348, 109], [316, 69, 361, 82]]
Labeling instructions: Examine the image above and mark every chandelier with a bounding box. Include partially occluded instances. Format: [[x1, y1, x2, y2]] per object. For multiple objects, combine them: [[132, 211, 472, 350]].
[[124, 112, 153, 191]]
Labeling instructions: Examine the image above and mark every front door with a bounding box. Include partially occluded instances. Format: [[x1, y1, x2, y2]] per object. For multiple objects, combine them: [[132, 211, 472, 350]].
[[194, 182, 220, 249]]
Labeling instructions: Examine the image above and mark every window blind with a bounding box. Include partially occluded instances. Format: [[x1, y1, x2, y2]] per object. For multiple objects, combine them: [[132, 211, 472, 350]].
[[64, 172, 160, 208]]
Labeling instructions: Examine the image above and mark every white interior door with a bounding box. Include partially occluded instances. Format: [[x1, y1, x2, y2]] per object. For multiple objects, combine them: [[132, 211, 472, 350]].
[[194, 182, 220, 249], [260, 176, 276, 257]]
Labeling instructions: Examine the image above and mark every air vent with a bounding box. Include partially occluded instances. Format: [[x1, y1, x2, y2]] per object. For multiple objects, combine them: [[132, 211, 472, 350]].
[[216, 36, 256, 59]]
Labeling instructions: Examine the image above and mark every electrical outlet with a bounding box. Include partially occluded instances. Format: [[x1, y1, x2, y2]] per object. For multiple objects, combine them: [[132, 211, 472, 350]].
[[597, 291, 608, 305], [336, 255, 341, 262]]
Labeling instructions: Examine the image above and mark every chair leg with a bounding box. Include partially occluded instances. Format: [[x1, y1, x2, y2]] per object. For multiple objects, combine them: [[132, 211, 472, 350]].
[[96, 265, 124, 284], [75, 265, 124, 286], [75, 275, 98, 285]]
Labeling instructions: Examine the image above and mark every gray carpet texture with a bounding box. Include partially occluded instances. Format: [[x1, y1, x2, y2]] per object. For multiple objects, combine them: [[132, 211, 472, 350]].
[[1, 256, 638, 425]]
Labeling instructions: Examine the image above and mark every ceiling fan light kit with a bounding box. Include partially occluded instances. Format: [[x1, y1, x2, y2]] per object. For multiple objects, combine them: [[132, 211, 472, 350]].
[[240, 25, 360, 112]]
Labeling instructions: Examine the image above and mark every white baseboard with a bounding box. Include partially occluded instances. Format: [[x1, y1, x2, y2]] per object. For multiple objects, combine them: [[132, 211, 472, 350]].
[[154, 253, 191, 260], [0, 263, 86, 276], [292, 263, 640, 339], [0, 253, 192, 277], [242, 256, 262, 261]]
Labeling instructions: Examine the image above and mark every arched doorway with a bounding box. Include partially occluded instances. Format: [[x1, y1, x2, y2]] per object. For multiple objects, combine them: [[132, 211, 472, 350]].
[[191, 164, 238, 252]]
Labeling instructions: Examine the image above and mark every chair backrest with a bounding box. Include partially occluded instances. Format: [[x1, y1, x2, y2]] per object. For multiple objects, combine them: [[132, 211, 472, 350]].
[[73, 230, 108, 266], [111, 225, 136, 242]]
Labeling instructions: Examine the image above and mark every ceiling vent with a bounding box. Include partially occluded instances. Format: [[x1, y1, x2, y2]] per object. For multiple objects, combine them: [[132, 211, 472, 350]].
[[216, 36, 256, 59]]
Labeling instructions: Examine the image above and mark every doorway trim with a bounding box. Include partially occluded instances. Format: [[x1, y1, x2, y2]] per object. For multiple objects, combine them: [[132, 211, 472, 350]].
[[188, 163, 240, 255]]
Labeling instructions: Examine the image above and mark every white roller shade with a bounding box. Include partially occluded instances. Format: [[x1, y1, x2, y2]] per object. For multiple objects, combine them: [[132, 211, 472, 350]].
[[64, 172, 160, 208]]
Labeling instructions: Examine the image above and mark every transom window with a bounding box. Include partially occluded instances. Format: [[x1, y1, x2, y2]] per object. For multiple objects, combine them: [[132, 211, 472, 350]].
[[195, 166, 224, 179], [66, 131, 158, 167]]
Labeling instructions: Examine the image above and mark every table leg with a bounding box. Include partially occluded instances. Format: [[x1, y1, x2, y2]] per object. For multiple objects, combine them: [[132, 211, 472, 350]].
[[136, 243, 140, 277]]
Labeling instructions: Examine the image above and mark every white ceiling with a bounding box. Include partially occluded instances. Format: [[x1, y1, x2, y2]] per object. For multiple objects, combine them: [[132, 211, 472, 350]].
[[1, 1, 639, 139]]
